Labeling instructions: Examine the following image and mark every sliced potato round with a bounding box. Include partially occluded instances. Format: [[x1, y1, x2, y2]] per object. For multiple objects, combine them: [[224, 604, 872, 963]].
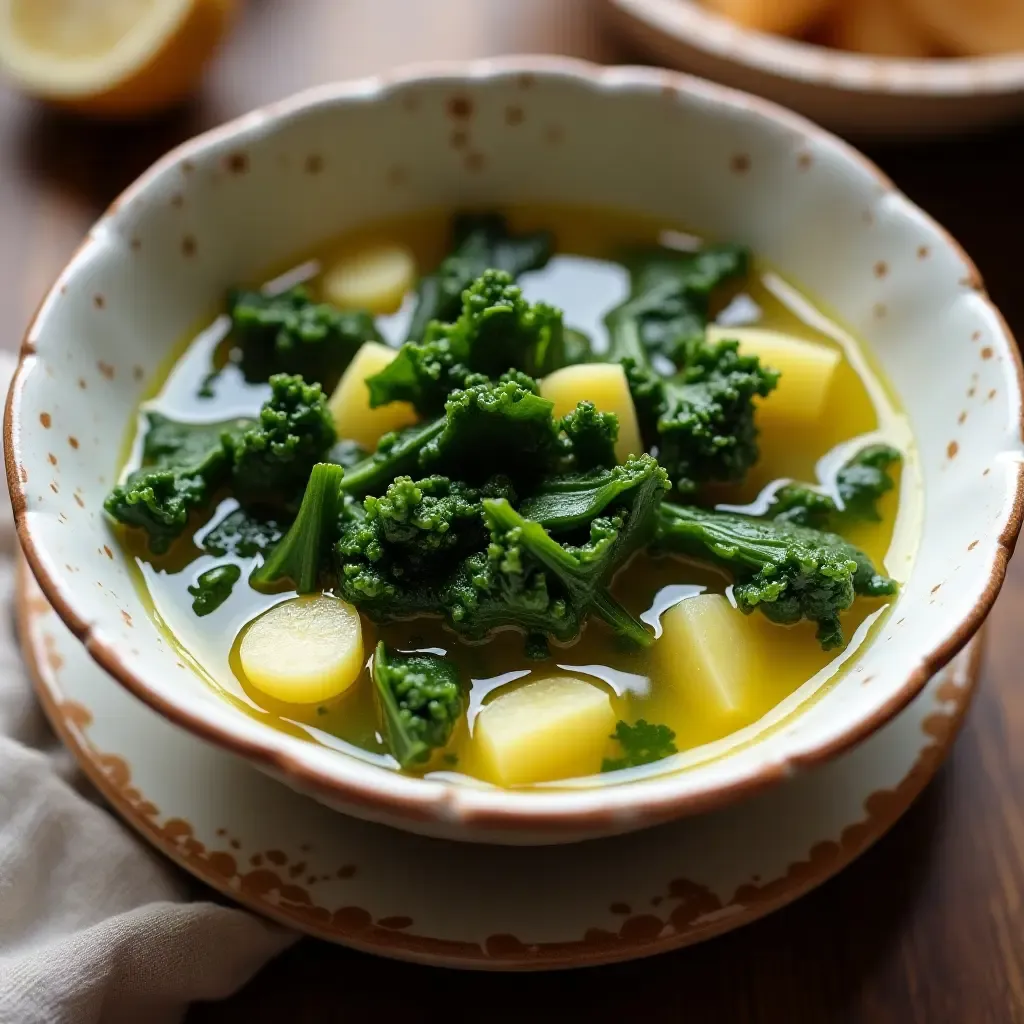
[[901, 0, 1024, 55], [240, 594, 364, 705], [703, 0, 839, 36], [322, 243, 416, 314], [540, 362, 644, 463]]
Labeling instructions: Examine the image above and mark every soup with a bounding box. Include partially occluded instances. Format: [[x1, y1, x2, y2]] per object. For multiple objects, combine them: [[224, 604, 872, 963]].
[[105, 207, 918, 789]]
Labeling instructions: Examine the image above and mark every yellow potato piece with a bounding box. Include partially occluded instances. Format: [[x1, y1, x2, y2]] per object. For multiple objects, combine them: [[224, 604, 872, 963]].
[[328, 341, 418, 450], [902, 0, 1024, 56], [823, 0, 933, 56], [0, 0, 239, 117], [540, 363, 644, 462], [656, 595, 772, 736], [708, 325, 841, 430], [323, 243, 416, 315], [474, 675, 616, 786], [703, 0, 838, 36], [240, 595, 364, 705]]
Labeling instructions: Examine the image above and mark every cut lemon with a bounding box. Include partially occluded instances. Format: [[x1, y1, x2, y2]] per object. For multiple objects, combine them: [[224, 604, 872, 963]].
[[0, 0, 239, 117]]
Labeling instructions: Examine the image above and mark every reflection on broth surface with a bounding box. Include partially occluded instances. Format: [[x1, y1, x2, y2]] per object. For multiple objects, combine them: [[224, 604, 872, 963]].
[[110, 206, 919, 789]]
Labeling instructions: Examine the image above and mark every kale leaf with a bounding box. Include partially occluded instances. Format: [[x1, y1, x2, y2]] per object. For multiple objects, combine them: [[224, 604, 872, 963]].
[[188, 563, 241, 616], [602, 719, 678, 772]]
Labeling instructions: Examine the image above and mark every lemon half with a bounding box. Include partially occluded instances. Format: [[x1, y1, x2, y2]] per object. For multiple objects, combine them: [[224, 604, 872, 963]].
[[0, 0, 239, 117]]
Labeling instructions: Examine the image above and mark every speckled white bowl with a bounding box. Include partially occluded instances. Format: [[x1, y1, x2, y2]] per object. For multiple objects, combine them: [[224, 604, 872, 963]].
[[605, 0, 1024, 137], [6, 57, 1022, 844]]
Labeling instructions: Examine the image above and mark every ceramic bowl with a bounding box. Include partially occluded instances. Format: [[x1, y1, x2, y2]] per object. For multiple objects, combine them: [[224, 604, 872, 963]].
[[605, 0, 1024, 137], [6, 57, 1023, 844]]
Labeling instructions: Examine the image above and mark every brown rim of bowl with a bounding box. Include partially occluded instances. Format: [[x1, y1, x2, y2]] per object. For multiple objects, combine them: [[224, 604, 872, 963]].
[[17, 559, 984, 968], [6, 56, 1024, 835], [607, 0, 1024, 96]]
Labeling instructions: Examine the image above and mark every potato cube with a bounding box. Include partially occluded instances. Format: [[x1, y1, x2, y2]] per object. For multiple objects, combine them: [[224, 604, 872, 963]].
[[540, 363, 644, 462], [655, 594, 771, 735], [328, 341, 418, 450], [240, 594, 364, 705], [474, 675, 616, 786], [707, 325, 841, 429], [322, 243, 416, 314]]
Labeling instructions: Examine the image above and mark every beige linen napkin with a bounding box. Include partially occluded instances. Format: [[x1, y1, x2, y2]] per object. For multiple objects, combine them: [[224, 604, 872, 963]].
[[0, 352, 297, 1024]]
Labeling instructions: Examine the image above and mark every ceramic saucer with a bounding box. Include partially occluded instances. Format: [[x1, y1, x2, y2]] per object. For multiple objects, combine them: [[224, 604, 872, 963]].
[[18, 562, 980, 970]]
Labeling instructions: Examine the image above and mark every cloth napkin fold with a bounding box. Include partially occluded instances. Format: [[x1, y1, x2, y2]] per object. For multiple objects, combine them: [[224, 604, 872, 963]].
[[0, 352, 297, 1024]]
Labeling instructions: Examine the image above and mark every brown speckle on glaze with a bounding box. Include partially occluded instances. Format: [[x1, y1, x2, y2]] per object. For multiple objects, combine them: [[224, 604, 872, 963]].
[[78, 378, 87, 390], [797, 151, 812, 171], [543, 124, 565, 147], [983, 467, 991, 476], [73, 492, 84, 508], [93, 294, 105, 310], [49, 482, 58, 494], [59, 283, 68, 295], [40, 412, 52, 428], [130, 237, 142, 251], [968, 540, 979, 551], [947, 441, 959, 459], [103, 545, 113, 559], [133, 365, 144, 382], [873, 261, 888, 279], [971, 330, 982, 342], [988, 388, 997, 400], [873, 302, 887, 319], [304, 154, 324, 175], [386, 165, 408, 188], [464, 151, 485, 173], [505, 105, 524, 126], [170, 193, 184, 209], [181, 159, 195, 174], [97, 361, 115, 380], [182, 235, 197, 258], [931, 583, 942, 595], [981, 346, 994, 360], [447, 95, 473, 120], [958, 411, 967, 425], [122, 611, 133, 627], [225, 151, 249, 175], [730, 153, 751, 174], [450, 130, 468, 150], [47, 453, 57, 466], [917, 245, 929, 259], [861, 675, 875, 686], [968, 386, 977, 398], [18, 466, 27, 483]]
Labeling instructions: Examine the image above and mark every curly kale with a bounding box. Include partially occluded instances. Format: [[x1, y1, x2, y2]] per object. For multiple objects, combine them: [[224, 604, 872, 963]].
[[103, 411, 250, 554], [656, 503, 897, 649], [766, 443, 903, 528], [228, 286, 381, 390], [602, 719, 677, 772], [405, 212, 552, 342], [368, 269, 566, 415], [559, 401, 618, 472], [188, 564, 241, 616], [623, 338, 779, 495], [608, 244, 750, 368], [200, 507, 285, 558], [372, 643, 463, 768], [227, 374, 336, 509], [251, 463, 345, 593]]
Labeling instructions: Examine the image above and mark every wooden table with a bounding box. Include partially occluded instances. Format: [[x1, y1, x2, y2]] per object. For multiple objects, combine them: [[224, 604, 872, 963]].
[[3, 2, 1022, 1020]]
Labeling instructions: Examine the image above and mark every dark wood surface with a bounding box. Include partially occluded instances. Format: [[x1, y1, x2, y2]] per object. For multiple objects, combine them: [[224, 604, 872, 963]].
[[2, 2, 1022, 1021]]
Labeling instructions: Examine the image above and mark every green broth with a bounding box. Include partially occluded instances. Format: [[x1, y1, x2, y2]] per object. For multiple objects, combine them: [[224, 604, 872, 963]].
[[114, 206, 919, 788]]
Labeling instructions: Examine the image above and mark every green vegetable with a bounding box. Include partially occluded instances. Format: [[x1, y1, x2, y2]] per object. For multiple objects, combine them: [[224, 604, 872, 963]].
[[368, 269, 566, 415], [228, 286, 381, 390], [656, 503, 897, 649], [227, 374, 337, 509], [405, 212, 552, 343], [608, 244, 750, 367], [835, 443, 901, 522], [372, 642, 463, 768], [188, 564, 241, 616], [559, 401, 618, 472], [601, 719, 678, 772], [200, 507, 284, 558], [103, 411, 250, 554], [251, 462, 345, 593]]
